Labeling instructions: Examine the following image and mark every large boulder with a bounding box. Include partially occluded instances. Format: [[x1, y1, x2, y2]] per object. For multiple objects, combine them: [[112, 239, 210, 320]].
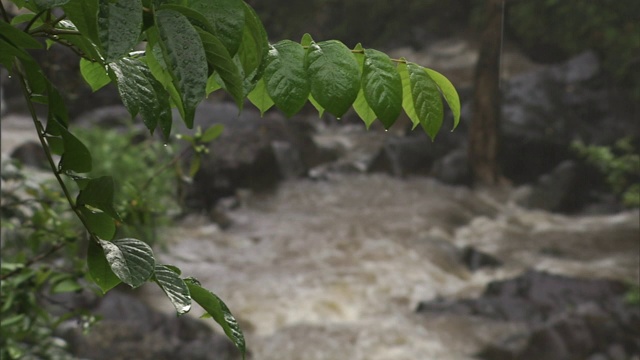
[[500, 50, 639, 184], [417, 270, 640, 360], [176, 102, 328, 212]]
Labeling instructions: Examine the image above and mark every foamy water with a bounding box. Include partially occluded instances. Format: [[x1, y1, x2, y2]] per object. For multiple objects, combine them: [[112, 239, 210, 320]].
[[142, 174, 638, 359]]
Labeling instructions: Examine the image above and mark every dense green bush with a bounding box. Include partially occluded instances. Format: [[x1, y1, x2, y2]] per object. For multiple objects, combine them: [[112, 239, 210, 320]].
[[74, 127, 180, 246], [572, 137, 640, 208], [1, 159, 89, 359]]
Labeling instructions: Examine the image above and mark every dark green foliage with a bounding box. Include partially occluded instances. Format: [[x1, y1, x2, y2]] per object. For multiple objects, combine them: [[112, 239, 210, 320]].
[[572, 137, 640, 208], [1, 1, 459, 358]]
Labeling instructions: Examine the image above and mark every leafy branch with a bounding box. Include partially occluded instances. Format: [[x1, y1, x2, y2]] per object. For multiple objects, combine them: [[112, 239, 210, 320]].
[[1, 0, 461, 357]]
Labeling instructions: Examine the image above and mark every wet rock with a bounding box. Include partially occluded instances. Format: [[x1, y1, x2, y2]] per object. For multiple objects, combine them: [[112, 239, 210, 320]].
[[177, 102, 325, 212], [417, 271, 639, 360], [58, 291, 243, 360], [510, 160, 580, 212], [10, 141, 48, 169], [368, 133, 452, 177], [461, 246, 502, 271], [431, 148, 471, 185], [500, 50, 639, 185]]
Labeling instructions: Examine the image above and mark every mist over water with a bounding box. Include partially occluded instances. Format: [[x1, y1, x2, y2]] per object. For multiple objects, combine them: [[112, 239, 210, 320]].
[[143, 174, 639, 360]]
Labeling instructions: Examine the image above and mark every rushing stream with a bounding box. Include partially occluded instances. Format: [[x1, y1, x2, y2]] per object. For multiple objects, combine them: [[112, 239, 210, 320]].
[[140, 174, 639, 360]]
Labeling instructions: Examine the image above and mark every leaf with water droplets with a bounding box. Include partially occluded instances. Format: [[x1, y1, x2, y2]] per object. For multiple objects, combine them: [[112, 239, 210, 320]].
[[264, 40, 309, 117], [361, 48, 402, 129], [155, 9, 208, 128], [99, 238, 155, 288], [306, 40, 360, 118], [97, 0, 142, 62], [184, 278, 246, 359], [154, 264, 191, 315], [407, 63, 443, 141]]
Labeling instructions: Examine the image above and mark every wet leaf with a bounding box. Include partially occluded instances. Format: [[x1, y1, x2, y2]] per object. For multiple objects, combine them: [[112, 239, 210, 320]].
[[424, 68, 460, 130], [97, 0, 142, 62], [80, 58, 110, 92], [155, 9, 208, 128], [185, 278, 246, 359], [87, 240, 121, 293], [154, 265, 191, 315], [306, 40, 360, 118], [264, 40, 309, 117], [407, 63, 443, 141], [99, 238, 155, 288], [362, 48, 403, 129]]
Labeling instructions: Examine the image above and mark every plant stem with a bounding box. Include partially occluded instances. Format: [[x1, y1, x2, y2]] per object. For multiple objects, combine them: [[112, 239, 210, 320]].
[[0, 242, 67, 281], [140, 146, 191, 193], [14, 59, 100, 246]]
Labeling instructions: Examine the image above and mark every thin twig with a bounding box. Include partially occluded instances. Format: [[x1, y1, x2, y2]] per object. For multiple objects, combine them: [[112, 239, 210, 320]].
[[0, 242, 67, 280]]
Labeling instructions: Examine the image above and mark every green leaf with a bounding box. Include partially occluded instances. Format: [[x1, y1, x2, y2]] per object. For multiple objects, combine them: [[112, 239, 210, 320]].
[[76, 176, 120, 220], [58, 124, 92, 173], [264, 40, 310, 117], [87, 239, 121, 294], [0, 21, 42, 49], [158, 3, 215, 34], [10, 13, 37, 26], [247, 77, 274, 115], [109, 57, 171, 135], [300, 33, 313, 47], [308, 94, 325, 118], [143, 35, 182, 138], [351, 43, 376, 128], [63, 0, 99, 44], [189, 155, 201, 178], [407, 63, 443, 141], [353, 89, 376, 129], [97, 0, 143, 62], [155, 9, 208, 128], [424, 68, 460, 130], [154, 264, 191, 315], [201, 124, 224, 142], [46, 84, 70, 131], [189, 0, 245, 56], [79, 206, 116, 240], [185, 278, 246, 358], [306, 40, 360, 118], [46, 136, 64, 155], [196, 27, 244, 109], [80, 58, 110, 92], [99, 238, 155, 288], [0, 39, 27, 70], [51, 278, 83, 294], [397, 60, 420, 129], [205, 76, 223, 97], [234, 2, 269, 95], [55, 20, 102, 61], [362, 48, 403, 129]]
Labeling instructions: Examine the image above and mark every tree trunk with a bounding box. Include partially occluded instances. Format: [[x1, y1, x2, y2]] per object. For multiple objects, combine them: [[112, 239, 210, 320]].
[[468, 0, 504, 185]]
